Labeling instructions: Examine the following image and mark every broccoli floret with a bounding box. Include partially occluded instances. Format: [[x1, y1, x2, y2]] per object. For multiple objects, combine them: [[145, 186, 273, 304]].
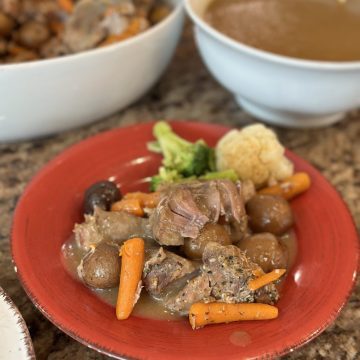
[[199, 169, 239, 182], [150, 167, 183, 191], [152, 121, 212, 177]]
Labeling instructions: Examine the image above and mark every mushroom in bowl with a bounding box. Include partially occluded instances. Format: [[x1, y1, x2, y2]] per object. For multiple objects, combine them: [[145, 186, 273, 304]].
[[0, 0, 184, 142]]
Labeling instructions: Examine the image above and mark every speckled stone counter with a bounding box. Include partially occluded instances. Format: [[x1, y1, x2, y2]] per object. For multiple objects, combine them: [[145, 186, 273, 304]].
[[0, 26, 359, 360]]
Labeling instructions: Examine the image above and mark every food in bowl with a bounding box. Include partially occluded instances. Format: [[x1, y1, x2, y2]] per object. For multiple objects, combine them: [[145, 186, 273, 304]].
[[205, 0, 360, 62], [62, 122, 311, 329], [0, 0, 171, 63]]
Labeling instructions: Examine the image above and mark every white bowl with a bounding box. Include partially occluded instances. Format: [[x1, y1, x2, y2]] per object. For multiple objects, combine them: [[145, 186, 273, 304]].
[[185, 0, 360, 128], [0, 0, 184, 142]]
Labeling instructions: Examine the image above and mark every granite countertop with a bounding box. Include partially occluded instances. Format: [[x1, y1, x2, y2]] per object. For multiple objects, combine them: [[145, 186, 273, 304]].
[[0, 26, 359, 360]]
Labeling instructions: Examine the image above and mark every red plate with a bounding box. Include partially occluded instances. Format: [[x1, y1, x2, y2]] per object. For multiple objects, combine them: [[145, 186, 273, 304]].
[[12, 121, 359, 359]]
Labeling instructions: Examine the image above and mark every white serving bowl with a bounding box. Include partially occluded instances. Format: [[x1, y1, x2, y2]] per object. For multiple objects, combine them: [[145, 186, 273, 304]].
[[0, 0, 184, 142], [185, 0, 360, 128]]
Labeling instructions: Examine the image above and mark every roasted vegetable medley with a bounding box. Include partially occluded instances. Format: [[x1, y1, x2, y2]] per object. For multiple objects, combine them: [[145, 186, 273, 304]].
[[0, 0, 171, 64], [62, 122, 311, 329]]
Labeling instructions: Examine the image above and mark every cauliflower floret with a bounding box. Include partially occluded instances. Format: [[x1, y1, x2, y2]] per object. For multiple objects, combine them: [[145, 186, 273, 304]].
[[216, 124, 294, 188]]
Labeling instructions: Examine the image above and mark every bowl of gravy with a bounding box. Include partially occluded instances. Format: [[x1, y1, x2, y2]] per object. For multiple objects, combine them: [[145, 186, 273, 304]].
[[185, 0, 360, 128]]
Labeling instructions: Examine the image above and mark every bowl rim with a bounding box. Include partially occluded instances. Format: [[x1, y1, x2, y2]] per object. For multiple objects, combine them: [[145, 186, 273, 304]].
[[10, 121, 360, 359], [185, 0, 360, 71], [0, 0, 183, 70]]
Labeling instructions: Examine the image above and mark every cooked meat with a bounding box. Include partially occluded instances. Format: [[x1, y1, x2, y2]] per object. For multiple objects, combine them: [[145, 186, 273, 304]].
[[165, 274, 213, 315], [63, 0, 106, 52], [150, 197, 190, 246], [74, 207, 151, 249], [202, 242, 256, 303], [217, 179, 245, 223], [203, 242, 279, 304], [183, 223, 232, 260], [237, 179, 256, 204], [168, 187, 209, 237], [151, 180, 248, 246], [181, 181, 221, 222], [78, 243, 120, 289], [239, 233, 288, 273], [143, 248, 196, 295]]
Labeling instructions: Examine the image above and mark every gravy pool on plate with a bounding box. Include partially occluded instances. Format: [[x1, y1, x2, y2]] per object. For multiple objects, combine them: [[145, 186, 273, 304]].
[[205, 0, 360, 62]]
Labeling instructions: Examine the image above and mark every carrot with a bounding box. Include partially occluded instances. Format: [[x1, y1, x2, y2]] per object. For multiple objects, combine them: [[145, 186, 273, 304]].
[[58, 0, 74, 13], [189, 302, 278, 329], [116, 238, 145, 320], [100, 18, 143, 47], [248, 269, 286, 291], [123, 192, 160, 208], [111, 199, 144, 217], [258, 172, 311, 200]]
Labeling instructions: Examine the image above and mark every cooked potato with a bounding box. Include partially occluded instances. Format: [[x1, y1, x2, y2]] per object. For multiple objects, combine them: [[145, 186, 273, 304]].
[[183, 223, 231, 260], [79, 243, 120, 289], [238, 233, 288, 272], [246, 194, 294, 235]]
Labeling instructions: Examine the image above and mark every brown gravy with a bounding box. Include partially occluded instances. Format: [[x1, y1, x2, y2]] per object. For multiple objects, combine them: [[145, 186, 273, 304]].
[[205, 0, 360, 62], [61, 231, 297, 320]]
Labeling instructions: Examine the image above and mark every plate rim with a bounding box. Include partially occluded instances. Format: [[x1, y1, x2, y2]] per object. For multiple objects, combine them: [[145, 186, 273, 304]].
[[0, 286, 36, 360], [11, 121, 359, 359]]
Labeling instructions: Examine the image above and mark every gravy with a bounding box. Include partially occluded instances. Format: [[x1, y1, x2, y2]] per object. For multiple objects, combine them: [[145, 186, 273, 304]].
[[61, 237, 181, 320], [205, 0, 360, 62], [61, 231, 297, 320]]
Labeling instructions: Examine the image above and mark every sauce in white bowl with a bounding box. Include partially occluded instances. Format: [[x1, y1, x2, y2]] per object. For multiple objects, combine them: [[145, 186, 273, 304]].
[[185, 0, 360, 128]]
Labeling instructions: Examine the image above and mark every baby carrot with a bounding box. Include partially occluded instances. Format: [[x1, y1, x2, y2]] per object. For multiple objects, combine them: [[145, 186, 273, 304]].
[[123, 192, 160, 208], [248, 269, 286, 291], [189, 302, 278, 329], [258, 172, 311, 200], [116, 238, 145, 320], [58, 0, 74, 13], [111, 198, 144, 217]]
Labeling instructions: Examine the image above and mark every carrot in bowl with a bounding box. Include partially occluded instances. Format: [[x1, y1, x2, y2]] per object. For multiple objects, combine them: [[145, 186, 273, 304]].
[[116, 237, 145, 320], [189, 302, 278, 329], [57, 0, 74, 13]]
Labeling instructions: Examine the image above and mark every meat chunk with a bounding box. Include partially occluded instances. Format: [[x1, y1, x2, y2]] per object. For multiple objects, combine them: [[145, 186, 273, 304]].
[[74, 207, 151, 249], [180, 181, 221, 222], [202, 242, 256, 303], [143, 248, 196, 295], [217, 179, 245, 223], [203, 242, 279, 304], [237, 179, 256, 204], [164, 242, 279, 314], [63, 0, 106, 52], [168, 187, 209, 237], [150, 180, 248, 246], [150, 197, 190, 246], [165, 274, 213, 315]]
